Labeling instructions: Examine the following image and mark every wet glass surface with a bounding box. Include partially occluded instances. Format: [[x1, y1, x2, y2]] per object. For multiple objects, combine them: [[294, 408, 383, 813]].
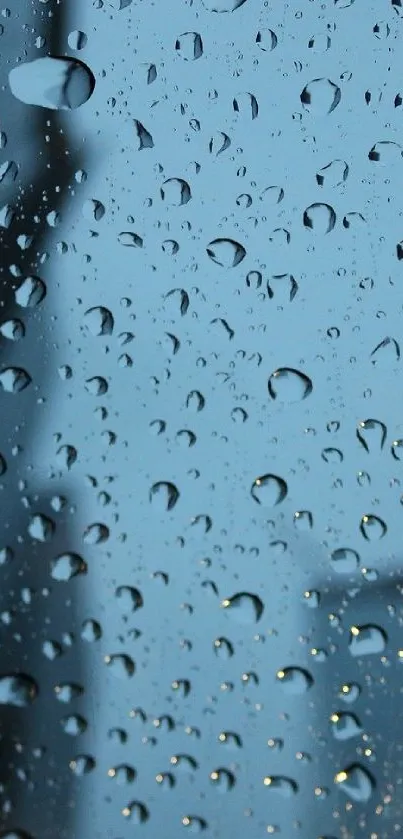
[[1, 1, 403, 837]]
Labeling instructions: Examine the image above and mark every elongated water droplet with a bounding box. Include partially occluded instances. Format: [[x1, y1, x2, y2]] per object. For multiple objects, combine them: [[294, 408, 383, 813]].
[[356, 418, 387, 451], [9, 57, 95, 110]]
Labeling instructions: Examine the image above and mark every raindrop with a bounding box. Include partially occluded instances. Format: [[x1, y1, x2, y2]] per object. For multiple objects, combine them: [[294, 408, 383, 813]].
[[221, 592, 264, 624], [56, 445, 77, 470], [51, 553, 87, 582], [201, 0, 248, 11], [68, 30, 88, 50], [330, 711, 362, 741], [206, 238, 246, 267], [330, 547, 359, 573], [54, 683, 83, 703], [360, 514, 387, 540], [116, 586, 143, 612], [210, 768, 236, 791], [70, 755, 95, 776], [0, 367, 31, 393], [61, 714, 88, 736], [209, 132, 231, 155], [0, 319, 25, 341], [160, 178, 191, 206], [83, 306, 114, 336], [149, 481, 180, 511], [82, 199, 105, 222], [371, 336, 400, 364], [81, 619, 102, 642], [175, 32, 203, 60], [105, 653, 135, 679], [335, 764, 375, 803], [0, 674, 38, 707], [268, 368, 312, 401], [263, 776, 298, 797], [213, 637, 234, 658], [15, 276, 46, 308], [133, 120, 154, 150], [251, 474, 288, 506], [349, 624, 387, 656], [303, 203, 336, 233], [301, 78, 341, 114], [83, 523, 109, 545], [256, 29, 277, 50], [316, 159, 349, 186], [9, 57, 95, 110], [276, 667, 313, 695], [28, 513, 54, 542], [85, 376, 108, 396], [118, 231, 143, 247], [233, 92, 258, 120], [356, 419, 386, 452]]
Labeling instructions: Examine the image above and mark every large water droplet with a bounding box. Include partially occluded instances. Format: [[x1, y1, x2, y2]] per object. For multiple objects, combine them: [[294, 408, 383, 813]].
[[51, 553, 87, 582], [221, 592, 264, 624], [15, 276, 46, 308], [360, 514, 387, 540], [356, 419, 387, 452], [330, 547, 360, 573], [251, 474, 288, 506], [316, 159, 349, 186], [263, 776, 298, 797], [0, 674, 38, 707], [349, 624, 387, 656], [206, 238, 246, 267], [268, 368, 312, 401], [105, 653, 135, 679], [330, 711, 362, 741], [160, 178, 191, 206], [175, 32, 203, 60], [122, 801, 149, 823], [301, 78, 341, 114], [276, 667, 313, 695], [303, 203, 336, 233], [149, 481, 180, 511], [83, 306, 114, 336], [256, 29, 277, 51], [28, 513, 55, 542], [0, 367, 31, 393], [335, 764, 375, 803], [201, 0, 248, 10], [9, 57, 95, 110]]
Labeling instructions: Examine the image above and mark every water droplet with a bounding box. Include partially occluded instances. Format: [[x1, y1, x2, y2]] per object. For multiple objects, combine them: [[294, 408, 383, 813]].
[[108, 764, 136, 784], [360, 514, 387, 540], [160, 178, 191, 206], [263, 776, 298, 797], [54, 682, 83, 703], [213, 637, 234, 658], [61, 714, 88, 736], [9, 57, 95, 110], [68, 30, 88, 50], [276, 667, 313, 695], [83, 523, 109, 545], [85, 376, 108, 396], [83, 306, 114, 336], [335, 764, 375, 803], [301, 78, 341, 114], [81, 619, 102, 642], [338, 682, 361, 703], [0, 674, 37, 707], [175, 32, 203, 60], [256, 29, 277, 50], [186, 390, 205, 411], [370, 336, 400, 364], [201, 0, 248, 10], [251, 474, 288, 506], [0, 367, 31, 393], [221, 592, 264, 624], [105, 653, 135, 679], [233, 92, 258, 120], [330, 711, 362, 741], [206, 238, 246, 268], [69, 755, 95, 776], [116, 585, 143, 613], [122, 801, 149, 823], [349, 624, 387, 656], [51, 553, 87, 582], [210, 768, 236, 791], [27, 513, 54, 542], [330, 547, 360, 573], [303, 203, 336, 233], [15, 276, 46, 307], [316, 159, 349, 186], [149, 481, 180, 511], [133, 120, 154, 150], [268, 368, 313, 402]]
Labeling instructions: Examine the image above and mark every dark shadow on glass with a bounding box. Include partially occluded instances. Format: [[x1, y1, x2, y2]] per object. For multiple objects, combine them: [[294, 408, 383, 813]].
[[0, 5, 86, 837]]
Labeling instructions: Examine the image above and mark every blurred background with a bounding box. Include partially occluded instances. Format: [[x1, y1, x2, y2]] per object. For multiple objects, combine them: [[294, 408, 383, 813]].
[[1, 0, 403, 837]]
